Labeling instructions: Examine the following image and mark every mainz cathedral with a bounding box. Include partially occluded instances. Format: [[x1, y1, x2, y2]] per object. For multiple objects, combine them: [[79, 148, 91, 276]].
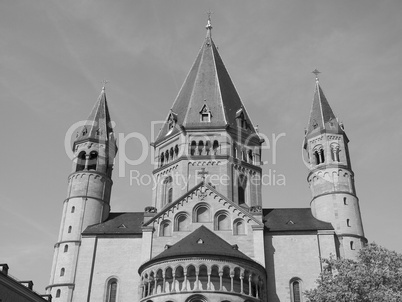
[[46, 18, 366, 302]]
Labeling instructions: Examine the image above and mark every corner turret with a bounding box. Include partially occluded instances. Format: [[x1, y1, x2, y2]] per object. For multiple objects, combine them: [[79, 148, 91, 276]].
[[304, 71, 366, 259], [47, 86, 117, 301]]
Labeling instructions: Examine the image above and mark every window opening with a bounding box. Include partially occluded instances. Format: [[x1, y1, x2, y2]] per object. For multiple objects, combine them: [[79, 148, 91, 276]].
[[87, 151, 98, 170], [198, 140, 204, 155], [76, 151, 86, 171]]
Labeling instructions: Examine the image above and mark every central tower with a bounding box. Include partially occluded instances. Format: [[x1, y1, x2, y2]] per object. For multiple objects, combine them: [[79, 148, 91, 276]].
[[151, 18, 264, 213]]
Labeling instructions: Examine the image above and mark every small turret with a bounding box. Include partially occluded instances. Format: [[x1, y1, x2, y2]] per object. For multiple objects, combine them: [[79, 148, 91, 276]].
[[47, 86, 117, 301], [304, 71, 366, 259]]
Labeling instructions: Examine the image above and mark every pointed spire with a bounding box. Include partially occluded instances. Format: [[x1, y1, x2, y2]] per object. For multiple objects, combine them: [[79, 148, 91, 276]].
[[154, 18, 257, 143], [305, 70, 343, 137], [74, 86, 114, 147]]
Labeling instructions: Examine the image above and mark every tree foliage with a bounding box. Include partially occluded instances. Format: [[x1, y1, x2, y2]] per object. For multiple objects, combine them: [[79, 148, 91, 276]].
[[305, 243, 402, 302]]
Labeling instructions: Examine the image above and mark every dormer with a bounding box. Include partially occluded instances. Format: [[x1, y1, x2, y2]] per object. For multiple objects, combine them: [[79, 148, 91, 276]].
[[199, 102, 212, 122]]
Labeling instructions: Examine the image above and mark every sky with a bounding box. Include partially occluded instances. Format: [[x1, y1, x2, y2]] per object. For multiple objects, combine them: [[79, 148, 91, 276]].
[[0, 0, 401, 294]]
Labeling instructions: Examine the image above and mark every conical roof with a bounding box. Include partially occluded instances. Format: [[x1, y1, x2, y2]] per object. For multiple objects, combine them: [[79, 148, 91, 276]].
[[155, 20, 256, 143], [74, 87, 114, 147], [147, 225, 253, 263], [305, 78, 344, 137]]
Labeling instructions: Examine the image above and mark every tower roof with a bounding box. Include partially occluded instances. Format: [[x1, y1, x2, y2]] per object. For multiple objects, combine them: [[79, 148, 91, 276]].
[[154, 19, 257, 143], [74, 86, 114, 147], [305, 76, 344, 138]]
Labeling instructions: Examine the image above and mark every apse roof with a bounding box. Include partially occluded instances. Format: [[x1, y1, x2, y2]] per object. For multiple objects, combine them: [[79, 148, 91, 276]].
[[149, 225, 254, 262]]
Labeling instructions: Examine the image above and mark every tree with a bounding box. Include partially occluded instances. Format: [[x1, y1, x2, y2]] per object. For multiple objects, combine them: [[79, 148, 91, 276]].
[[305, 243, 402, 302]]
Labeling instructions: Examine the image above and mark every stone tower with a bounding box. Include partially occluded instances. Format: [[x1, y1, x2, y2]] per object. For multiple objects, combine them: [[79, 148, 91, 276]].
[[47, 87, 117, 301], [151, 17, 264, 214], [304, 73, 366, 259]]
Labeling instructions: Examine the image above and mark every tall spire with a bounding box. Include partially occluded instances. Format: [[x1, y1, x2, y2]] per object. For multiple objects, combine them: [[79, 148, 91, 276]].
[[305, 70, 343, 138], [154, 16, 257, 143], [73, 86, 114, 148]]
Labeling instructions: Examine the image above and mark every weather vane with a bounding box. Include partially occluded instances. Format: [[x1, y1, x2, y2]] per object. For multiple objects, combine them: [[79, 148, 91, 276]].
[[206, 10, 213, 30], [101, 80, 109, 90], [312, 69, 321, 81]]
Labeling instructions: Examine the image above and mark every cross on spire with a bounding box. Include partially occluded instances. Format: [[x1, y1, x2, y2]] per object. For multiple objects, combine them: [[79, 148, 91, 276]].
[[312, 69, 321, 82], [101, 80, 109, 91], [197, 168, 209, 180], [206, 10, 213, 30]]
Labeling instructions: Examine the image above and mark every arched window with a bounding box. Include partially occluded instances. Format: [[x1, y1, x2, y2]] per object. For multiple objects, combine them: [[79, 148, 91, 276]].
[[213, 140, 219, 154], [174, 144, 179, 157], [68, 226, 72, 233], [60, 268, 65, 276], [205, 141, 211, 155], [347, 219, 351, 227], [76, 151, 86, 172], [198, 140, 204, 155], [248, 149, 253, 163], [290, 278, 302, 302], [190, 141, 197, 156], [313, 145, 324, 165], [162, 176, 173, 206], [56, 289, 61, 298], [160, 152, 164, 167], [233, 219, 246, 235], [165, 150, 169, 163], [106, 279, 118, 302], [168, 188, 173, 204], [350, 241, 355, 250], [242, 149, 247, 161], [175, 212, 190, 231], [170, 147, 174, 160], [71, 206, 75, 213], [194, 204, 210, 222], [160, 220, 172, 237], [233, 143, 238, 158], [186, 294, 208, 302], [344, 197, 347, 205], [215, 211, 231, 231], [64, 245, 68, 253], [87, 151, 98, 170], [238, 175, 247, 205]]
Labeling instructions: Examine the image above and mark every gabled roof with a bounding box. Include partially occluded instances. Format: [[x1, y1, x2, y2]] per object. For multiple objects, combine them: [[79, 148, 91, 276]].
[[83, 212, 144, 235], [154, 20, 256, 144], [263, 208, 333, 232], [143, 181, 263, 227], [73, 87, 115, 148], [142, 226, 254, 266], [305, 78, 344, 138]]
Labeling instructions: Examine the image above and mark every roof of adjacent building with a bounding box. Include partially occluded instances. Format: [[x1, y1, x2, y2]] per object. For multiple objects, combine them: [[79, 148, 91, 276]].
[[263, 208, 334, 232], [83, 212, 144, 235], [154, 20, 257, 143], [305, 78, 344, 138], [141, 225, 257, 269], [73, 87, 115, 147]]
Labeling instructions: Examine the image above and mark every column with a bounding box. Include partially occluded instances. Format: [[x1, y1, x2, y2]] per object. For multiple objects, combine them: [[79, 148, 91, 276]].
[[195, 268, 199, 290], [240, 275, 244, 294], [219, 272, 223, 291], [172, 273, 176, 292], [162, 273, 166, 293], [230, 273, 234, 292], [153, 278, 158, 295], [183, 272, 187, 291]]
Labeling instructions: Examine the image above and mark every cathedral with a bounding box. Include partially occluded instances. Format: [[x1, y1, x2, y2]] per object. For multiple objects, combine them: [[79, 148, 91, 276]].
[[46, 18, 366, 302]]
